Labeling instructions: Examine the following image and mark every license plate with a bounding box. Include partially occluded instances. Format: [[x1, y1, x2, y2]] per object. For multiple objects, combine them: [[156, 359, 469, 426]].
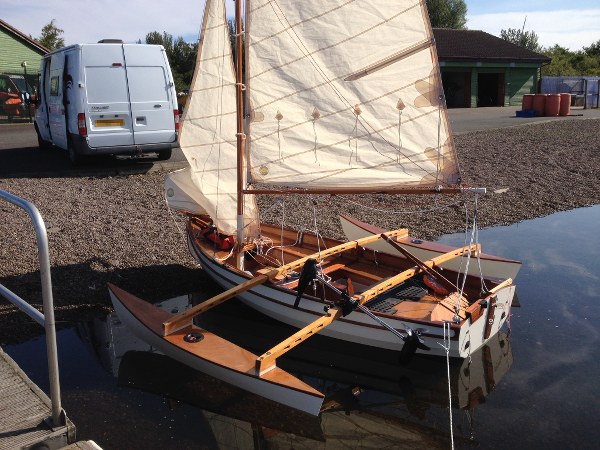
[[95, 119, 124, 127]]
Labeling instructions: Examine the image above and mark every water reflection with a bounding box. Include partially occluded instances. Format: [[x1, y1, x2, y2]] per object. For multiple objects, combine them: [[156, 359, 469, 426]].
[[76, 294, 513, 449]]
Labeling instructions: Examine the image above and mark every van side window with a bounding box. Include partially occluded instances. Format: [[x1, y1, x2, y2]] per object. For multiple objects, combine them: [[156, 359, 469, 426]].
[[50, 76, 59, 96]]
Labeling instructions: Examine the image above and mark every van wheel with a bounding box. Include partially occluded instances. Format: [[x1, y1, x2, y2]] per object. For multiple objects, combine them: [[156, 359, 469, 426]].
[[157, 149, 172, 161], [68, 142, 86, 165]]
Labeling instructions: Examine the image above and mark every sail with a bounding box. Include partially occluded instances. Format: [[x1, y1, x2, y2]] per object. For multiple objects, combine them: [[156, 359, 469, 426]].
[[246, 0, 460, 189], [178, 0, 257, 235]]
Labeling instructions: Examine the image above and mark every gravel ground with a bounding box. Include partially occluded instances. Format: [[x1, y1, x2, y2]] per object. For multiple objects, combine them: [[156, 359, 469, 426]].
[[1, 119, 599, 344]]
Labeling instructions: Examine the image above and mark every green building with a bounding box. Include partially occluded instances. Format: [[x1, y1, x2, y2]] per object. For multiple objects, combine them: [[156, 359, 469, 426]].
[[433, 29, 551, 108], [1, 19, 48, 80]]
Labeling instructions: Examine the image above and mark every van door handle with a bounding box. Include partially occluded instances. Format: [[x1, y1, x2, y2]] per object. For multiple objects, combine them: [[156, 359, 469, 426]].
[[154, 104, 162, 108]]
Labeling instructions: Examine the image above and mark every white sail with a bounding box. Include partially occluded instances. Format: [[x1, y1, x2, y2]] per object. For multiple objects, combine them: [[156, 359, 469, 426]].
[[246, 0, 460, 188], [178, 0, 258, 235]]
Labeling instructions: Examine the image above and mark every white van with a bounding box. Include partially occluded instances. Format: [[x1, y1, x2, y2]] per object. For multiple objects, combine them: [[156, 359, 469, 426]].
[[35, 40, 179, 164]]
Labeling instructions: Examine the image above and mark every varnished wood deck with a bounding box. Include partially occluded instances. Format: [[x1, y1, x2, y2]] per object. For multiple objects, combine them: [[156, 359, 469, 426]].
[[0, 346, 75, 449]]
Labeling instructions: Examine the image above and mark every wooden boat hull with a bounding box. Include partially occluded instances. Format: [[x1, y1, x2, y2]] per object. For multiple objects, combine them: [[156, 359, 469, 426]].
[[188, 233, 516, 359], [107, 283, 324, 415], [339, 214, 521, 280]]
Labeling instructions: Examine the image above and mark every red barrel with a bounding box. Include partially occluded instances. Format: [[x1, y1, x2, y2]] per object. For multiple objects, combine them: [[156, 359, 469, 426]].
[[532, 94, 547, 117], [522, 94, 534, 110], [545, 94, 561, 116], [559, 93, 571, 116]]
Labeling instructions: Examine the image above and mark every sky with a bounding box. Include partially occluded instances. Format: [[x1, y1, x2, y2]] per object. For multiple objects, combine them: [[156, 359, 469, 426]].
[[2, 0, 599, 52]]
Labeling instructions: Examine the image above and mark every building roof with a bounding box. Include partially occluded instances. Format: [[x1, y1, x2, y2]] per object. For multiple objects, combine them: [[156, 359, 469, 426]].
[[0, 19, 49, 54], [433, 28, 550, 64]]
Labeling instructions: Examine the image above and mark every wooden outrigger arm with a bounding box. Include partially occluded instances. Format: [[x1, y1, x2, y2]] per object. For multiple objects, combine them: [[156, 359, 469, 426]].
[[162, 227, 409, 335], [255, 242, 480, 374]]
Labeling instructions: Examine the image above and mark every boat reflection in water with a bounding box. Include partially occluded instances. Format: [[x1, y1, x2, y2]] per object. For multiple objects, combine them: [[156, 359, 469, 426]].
[[78, 293, 513, 448]]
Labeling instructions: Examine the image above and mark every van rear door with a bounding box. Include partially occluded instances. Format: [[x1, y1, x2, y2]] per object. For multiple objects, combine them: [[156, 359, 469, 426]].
[[123, 45, 177, 145], [82, 44, 134, 148], [48, 52, 68, 149]]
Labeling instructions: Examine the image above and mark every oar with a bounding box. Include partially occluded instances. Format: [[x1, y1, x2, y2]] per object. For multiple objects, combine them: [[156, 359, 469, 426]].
[[380, 233, 465, 299]]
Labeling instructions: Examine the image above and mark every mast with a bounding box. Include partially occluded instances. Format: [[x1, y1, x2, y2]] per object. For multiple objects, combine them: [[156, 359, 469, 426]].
[[235, 0, 245, 269]]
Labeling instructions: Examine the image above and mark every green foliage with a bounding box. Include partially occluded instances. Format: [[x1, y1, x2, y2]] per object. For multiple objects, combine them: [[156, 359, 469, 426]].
[[500, 28, 541, 53], [145, 31, 197, 92], [37, 19, 65, 51], [542, 42, 600, 76], [426, 0, 467, 29]]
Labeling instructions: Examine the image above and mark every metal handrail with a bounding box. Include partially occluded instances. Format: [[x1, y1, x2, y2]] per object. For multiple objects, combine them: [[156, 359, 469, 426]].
[[0, 189, 65, 428]]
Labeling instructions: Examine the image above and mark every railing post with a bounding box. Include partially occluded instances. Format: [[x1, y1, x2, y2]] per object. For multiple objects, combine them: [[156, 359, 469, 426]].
[[0, 189, 64, 427]]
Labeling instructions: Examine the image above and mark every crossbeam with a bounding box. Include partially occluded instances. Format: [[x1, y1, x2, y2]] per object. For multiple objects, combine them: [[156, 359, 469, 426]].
[[354, 243, 480, 305], [162, 227, 408, 336], [255, 242, 480, 374], [255, 307, 344, 375]]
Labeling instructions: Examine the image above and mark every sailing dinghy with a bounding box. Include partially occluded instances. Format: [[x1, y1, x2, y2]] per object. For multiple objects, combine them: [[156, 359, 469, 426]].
[[111, 0, 519, 413]]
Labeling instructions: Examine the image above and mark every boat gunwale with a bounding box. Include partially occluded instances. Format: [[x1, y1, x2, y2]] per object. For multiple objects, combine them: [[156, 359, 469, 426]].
[[188, 230, 472, 337]]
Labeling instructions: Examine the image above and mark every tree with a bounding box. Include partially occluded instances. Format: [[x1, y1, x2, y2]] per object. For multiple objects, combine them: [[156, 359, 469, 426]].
[[145, 31, 197, 92], [37, 20, 65, 50], [583, 40, 600, 57], [541, 45, 578, 76], [500, 28, 541, 52], [426, 0, 467, 29]]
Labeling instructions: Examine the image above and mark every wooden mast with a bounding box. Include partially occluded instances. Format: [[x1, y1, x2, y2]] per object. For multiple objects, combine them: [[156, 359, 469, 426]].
[[234, 0, 245, 269]]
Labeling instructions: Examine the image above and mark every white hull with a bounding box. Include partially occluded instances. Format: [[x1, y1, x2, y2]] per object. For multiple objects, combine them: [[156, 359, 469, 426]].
[[189, 237, 515, 359], [108, 285, 324, 415], [340, 215, 521, 280]]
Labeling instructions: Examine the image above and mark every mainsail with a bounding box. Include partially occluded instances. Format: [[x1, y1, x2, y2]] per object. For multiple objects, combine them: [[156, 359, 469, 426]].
[[176, 0, 462, 235], [246, 0, 460, 188], [177, 0, 258, 235]]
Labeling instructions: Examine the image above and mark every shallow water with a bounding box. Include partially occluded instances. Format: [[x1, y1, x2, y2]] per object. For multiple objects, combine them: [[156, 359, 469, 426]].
[[6, 205, 600, 449]]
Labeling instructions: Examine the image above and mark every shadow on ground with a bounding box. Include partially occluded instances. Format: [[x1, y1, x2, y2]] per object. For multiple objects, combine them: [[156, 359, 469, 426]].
[[0, 260, 218, 345]]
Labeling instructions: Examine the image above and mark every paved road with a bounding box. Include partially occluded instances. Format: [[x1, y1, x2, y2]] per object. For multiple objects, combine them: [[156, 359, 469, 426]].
[[448, 105, 600, 134], [0, 123, 188, 178], [2, 107, 599, 178]]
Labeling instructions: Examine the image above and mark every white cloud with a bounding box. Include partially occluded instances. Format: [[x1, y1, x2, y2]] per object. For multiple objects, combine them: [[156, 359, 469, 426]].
[[467, 8, 600, 50]]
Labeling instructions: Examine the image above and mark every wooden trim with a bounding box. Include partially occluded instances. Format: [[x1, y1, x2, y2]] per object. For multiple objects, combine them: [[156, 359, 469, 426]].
[[256, 307, 343, 375], [162, 274, 269, 335], [484, 296, 497, 339], [164, 227, 408, 335], [255, 227, 408, 280], [243, 187, 472, 195], [355, 243, 480, 305], [255, 242, 479, 373]]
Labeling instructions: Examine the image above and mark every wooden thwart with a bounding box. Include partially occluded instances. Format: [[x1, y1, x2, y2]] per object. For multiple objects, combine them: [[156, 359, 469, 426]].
[[162, 227, 408, 335]]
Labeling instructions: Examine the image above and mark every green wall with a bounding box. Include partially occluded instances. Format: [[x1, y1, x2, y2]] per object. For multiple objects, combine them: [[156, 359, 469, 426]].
[[0, 27, 45, 74], [441, 61, 542, 108]]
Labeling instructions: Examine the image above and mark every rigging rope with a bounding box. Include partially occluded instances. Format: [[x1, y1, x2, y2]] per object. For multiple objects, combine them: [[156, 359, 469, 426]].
[[440, 321, 455, 450]]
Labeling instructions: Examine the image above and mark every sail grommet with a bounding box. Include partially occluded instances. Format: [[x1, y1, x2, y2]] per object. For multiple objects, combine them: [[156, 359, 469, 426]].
[[183, 332, 204, 343]]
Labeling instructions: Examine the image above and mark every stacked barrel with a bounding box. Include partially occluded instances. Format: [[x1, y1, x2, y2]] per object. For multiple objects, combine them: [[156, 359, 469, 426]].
[[520, 93, 571, 117]]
